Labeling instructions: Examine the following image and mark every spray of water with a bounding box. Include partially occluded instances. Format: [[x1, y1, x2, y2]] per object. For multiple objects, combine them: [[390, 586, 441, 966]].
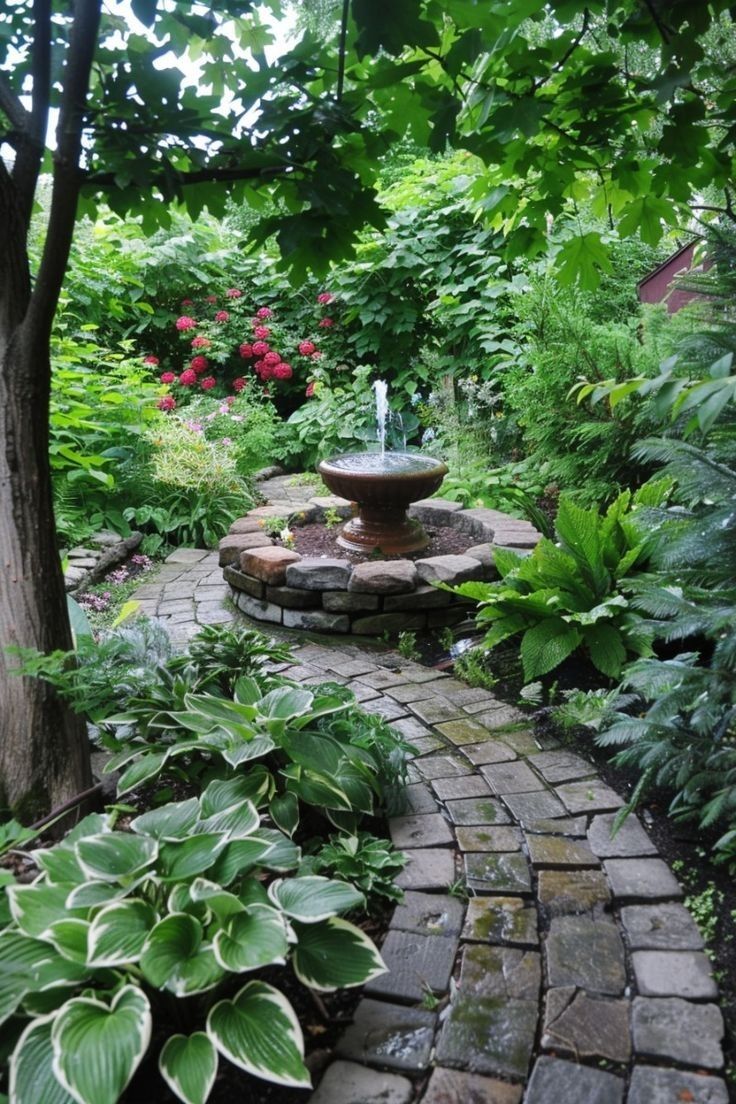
[[373, 379, 389, 458]]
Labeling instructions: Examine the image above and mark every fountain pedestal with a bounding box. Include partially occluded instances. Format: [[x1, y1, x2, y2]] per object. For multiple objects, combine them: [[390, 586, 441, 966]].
[[318, 452, 448, 556]]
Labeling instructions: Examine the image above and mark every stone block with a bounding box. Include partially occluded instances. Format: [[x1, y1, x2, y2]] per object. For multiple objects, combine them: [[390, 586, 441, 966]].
[[222, 566, 264, 599], [465, 851, 532, 895], [460, 741, 517, 766], [309, 494, 353, 517], [240, 546, 301, 585], [524, 1057, 624, 1104], [395, 848, 456, 891], [234, 593, 282, 624], [502, 790, 567, 823], [470, 705, 530, 730], [310, 1061, 413, 1104], [557, 779, 625, 815], [415, 554, 485, 585], [525, 835, 598, 869], [322, 590, 380, 612], [285, 558, 352, 590], [542, 988, 631, 1062], [431, 775, 491, 801], [365, 929, 458, 1002], [460, 943, 540, 1000], [619, 903, 704, 950], [628, 1067, 728, 1104], [524, 816, 588, 837], [386, 682, 438, 704], [390, 890, 465, 937], [336, 999, 436, 1072], [587, 813, 657, 858], [351, 612, 426, 635], [364, 696, 409, 722], [632, 996, 724, 1068], [218, 532, 269, 565], [427, 607, 473, 629], [436, 718, 497, 746], [281, 608, 349, 632], [527, 749, 596, 783], [421, 1068, 522, 1104], [414, 755, 473, 781], [444, 797, 512, 826], [455, 826, 522, 852], [265, 584, 321, 609], [545, 915, 626, 994], [228, 517, 264, 534], [383, 586, 453, 610], [436, 995, 538, 1080], [408, 697, 465, 725], [632, 950, 718, 998], [481, 761, 545, 795], [604, 858, 683, 901], [165, 547, 209, 563], [537, 869, 611, 917], [356, 668, 407, 689], [348, 560, 418, 593], [389, 812, 454, 849], [408, 497, 464, 523], [462, 896, 537, 947]]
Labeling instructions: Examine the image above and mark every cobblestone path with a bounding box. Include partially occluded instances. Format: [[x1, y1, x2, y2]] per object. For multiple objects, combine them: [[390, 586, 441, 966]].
[[131, 478, 729, 1104]]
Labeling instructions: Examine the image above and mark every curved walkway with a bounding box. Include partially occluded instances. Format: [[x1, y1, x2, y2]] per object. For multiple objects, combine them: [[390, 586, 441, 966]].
[[130, 486, 729, 1104]]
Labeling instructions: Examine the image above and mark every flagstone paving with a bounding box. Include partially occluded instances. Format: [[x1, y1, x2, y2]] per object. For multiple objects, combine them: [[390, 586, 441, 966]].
[[131, 509, 728, 1102]]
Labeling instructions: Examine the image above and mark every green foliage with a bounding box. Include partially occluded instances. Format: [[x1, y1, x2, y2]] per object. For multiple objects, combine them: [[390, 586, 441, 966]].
[[454, 486, 670, 681], [453, 648, 498, 692], [309, 832, 407, 909], [397, 632, 420, 661], [279, 366, 379, 468]]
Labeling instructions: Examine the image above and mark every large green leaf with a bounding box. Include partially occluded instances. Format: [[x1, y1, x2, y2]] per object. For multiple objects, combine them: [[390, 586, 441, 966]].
[[268, 877, 365, 922], [51, 986, 151, 1104], [130, 798, 200, 841], [207, 981, 310, 1088], [198, 799, 260, 839], [116, 752, 169, 795], [257, 686, 313, 721], [157, 834, 228, 881], [159, 1032, 218, 1104], [200, 772, 273, 817], [520, 618, 583, 680], [86, 901, 157, 966], [269, 792, 299, 837], [47, 919, 90, 964], [10, 1013, 75, 1104], [208, 837, 275, 885], [139, 914, 224, 995], [291, 918, 386, 991], [585, 622, 628, 679], [7, 884, 78, 939], [222, 736, 276, 768], [213, 906, 289, 972], [75, 833, 158, 882], [0, 931, 54, 1024]]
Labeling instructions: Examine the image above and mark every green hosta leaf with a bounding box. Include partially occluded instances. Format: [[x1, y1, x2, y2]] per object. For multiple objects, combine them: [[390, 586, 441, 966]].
[[268, 877, 365, 922], [157, 834, 229, 881], [183, 692, 258, 726], [159, 1032, 218, 1104], [233, 675, 262, 705], [200, 773, 273, 816], [257, 686, 313, 721], [213, 905, 288, 972], [0, 931, 54, 1024], [87, 901, 157, 966], [585, 622, 628, 679], [269, 792, 299, 837], [279, 731, 344, 774], [7, 884, 78, 939], [291, 918, 386, 991], [10, 1014, 75, 1104], [117, 751, 168, 794], [199, 799, 260, 839], [65, 881, 136, 910], [207, 980, 310, 1088], [75, 833, 158, 882], [284, 767, 354, 811], [520, 619, 583, 681], [47, 920, 90, 964], [189, 878, 245, 921], [32, 847, 85, 885], [222, 736, 276, 768], [253, 829, 300, 872], [139, 914, 224, 996], [208, 836, 276, 885], [51, 985, 151, 1104], [130, 798, 200, 841]]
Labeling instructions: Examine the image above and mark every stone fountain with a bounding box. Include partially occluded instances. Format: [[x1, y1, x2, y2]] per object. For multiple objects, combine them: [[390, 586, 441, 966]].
[[317, 380, 448, 555]]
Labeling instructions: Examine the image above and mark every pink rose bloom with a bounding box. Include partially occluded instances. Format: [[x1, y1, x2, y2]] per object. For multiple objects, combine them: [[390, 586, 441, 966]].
[[263, 350, 281, 366], [201, 376, 216, 390], [221, 437, 233, 445], [258, 363, 274, 381], [143, 354, 159, 366], [226, 395, 237, 405], [190, 355, 208, 373], [239, 343, 254, 358], [298, 340, 315, 356], [252, 341, 269, 357], [226, 288, 243, 299], [318, 317, 334, 328], [157, 395, 176, 411], [311, 350, 323, 359], [181, 298, 194, 307], [176, 315, 196, 331], [191, 335, 211, 348], [256, 306, 273, 319], [160, 371, 177, 384], [214, 310, 230, 323], [233, 377, 246, 392], [179, 369, 197, 385], [273, 362, 293, 380], [317, 292, 333, 304], [206, 295, 218, 304], [253, 325, 271, 339]]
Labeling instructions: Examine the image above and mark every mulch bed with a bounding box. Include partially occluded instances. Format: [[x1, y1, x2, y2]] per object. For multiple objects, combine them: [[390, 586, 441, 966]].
[[290, 521, 475, 562]]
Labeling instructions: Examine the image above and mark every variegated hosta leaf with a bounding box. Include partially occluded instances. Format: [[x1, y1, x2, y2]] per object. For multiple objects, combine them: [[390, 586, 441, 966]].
[[129, 798, 200, 841], [47, 919, 90, 964], [291, 918, 386, 992], [268, 791, 299, 837], [208, 837, 275, 886], [222, 736, 276, 769], [213, 905, 288, 972], [139, 914, 225, 996], [188, 878, 246, 921], [167, 883, 211, 923], [10, 1013, 75, 1104], [198, 798, 260, 839], [51, 985, 151, 1104], [268, 877, 365, 923], [75, 833, 158, 882], [159, 1032, 218, 1104], [207, 980, 310, 1088], [31, 845, 85, 885], [157, 834, 229, 881], [65, 880, 139, 911], [86, 901, 157, 966], [257, 686, 313, 721], [116, 751, 169, 795], [200, 773, 273, 817], [7, 883, 79, 939], [249, 828, 300, 872], [0, 931, 54, 1024]]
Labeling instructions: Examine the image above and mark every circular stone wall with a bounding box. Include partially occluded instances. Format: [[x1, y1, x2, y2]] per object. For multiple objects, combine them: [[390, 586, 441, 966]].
[[219, 495, 541, 636]]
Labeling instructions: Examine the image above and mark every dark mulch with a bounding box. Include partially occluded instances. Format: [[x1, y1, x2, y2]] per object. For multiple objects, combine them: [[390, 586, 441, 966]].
[[290, 521, 475, 562]]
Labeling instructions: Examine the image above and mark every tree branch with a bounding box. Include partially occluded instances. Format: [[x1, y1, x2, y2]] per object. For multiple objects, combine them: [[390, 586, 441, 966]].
[[337, 0, 349, 102], [0, 73, 29, 132], [643, 0, 673, 44], [84, 162, 292, 190], [12, 0, 52, 229]]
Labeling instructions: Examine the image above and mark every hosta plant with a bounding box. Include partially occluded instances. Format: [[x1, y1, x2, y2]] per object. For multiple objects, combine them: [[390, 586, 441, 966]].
[[451, 486, 669, 682], [309, 831, 408, 909], [2, 789, 385, 1103]]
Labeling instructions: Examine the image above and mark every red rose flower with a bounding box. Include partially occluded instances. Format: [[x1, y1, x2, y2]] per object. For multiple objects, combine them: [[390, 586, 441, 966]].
[[176, 315, 196, 331], [253, 325, 271, 339], [226, 288, 243, 299], [191, 335, 211, 348], [256, 306, 273, 319], [201, 376, 216, 390], [252, 341, 269, 356], [233, 377, 246, 392], [318, 317, 334, 328], [257, 363, 273, 381], [157, 395, 176, 411], [206, 294, 218, 303], [317, 292, 333, 305], [214, 310, 230, 323], [298, 340, 315, 356], [263, 350, 281, 366], [190, 355, 209, 373], [179, 368, 197, 385], [226, 395, 237, 405], [181, 298, 194, 307], [273, 362, 293, 380], [311, 350, 323, 359], [239, 343, 254, 358], [143, 354, 160, 366], [160, 371, 177, 384]]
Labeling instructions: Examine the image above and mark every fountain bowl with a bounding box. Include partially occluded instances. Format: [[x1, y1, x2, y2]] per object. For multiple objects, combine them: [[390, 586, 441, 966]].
[[318, 451, 448, 554]]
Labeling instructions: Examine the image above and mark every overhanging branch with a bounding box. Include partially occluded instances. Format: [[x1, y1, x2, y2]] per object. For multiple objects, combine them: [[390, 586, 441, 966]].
[[84, 162, 293, 190], [0, 74, 29, 132]]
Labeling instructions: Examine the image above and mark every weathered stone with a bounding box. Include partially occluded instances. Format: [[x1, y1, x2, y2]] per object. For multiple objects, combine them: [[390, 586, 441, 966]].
[[415, 554, 485, 585], [409, 497, 464, 522], [620, 903, 704, 950], [468, 706, 529, 730], [239, 546, 301, 585], [537, 869, 611, 917], [390, 890, 465, 937], [604, 858, 683, 901], [502, 790, 567, 822], [524, 1057, 624, 1104], [464, 852, 532, 895], [222, 565, 264, 598], [545, 915, 626, 995], [327, 658, 379, 677], [436, 995, 538, 1080], [455, 826, 522, 852], [218, 532, 270, 564], [632, 996, 724, 1068], [348, 560, 418, 594], [431, 775, 491, 801], [386, 682, 440, 705], [336, 999, 436, 1072], [322, 590, 380, 611], [365, 929, 458, 1002], [284, 558, 352, 590], [525, 835, 598, 869], [436, 718, 499, 746], [398, 782, 439, 816], [444, 797, 512, 826], [463, 543, 497, 570], [264, 584, 321, 609], [557, 779, 624, 814], [356, 668, 406, 689], [383, 585, 453, 610], [462, 896, 537, 947], [524, 816, 588, 837], [234, 593, 282, 624], [542, 988, 631, 1062], [481, 761, 545, 795], [410, 734, 447, 756], [460, 943, 540, 999], [587, 813, 657, 858], [196, 603, 232, 625], [157, 599, 195, 615], [282, 608, 350, 632], [528, 749, 596, 783], [351, 612, 427, 635], [494, 728, 541, 754], [310, 1061, 413, 1104], [628, 1067, 729, 1104], [391, 715, 435, 743], [421, 1068, 521, 1104], [166, 547, 209, 563], [364, 696, 409, 721], [409, 697, 465, 725], [632, 950, 718, 998], [228, 517, 264, 534], [460, 741, 518, 766], [395, 848, 456, 890], [389, 813, 454, 849], [415, 755, 473, 781]]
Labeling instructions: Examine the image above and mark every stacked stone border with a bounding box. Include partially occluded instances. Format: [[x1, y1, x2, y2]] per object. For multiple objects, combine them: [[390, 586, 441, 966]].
[[219, 487, 540, 636]]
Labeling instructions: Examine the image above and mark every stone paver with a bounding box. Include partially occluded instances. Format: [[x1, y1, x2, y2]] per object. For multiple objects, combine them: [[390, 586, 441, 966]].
[[545, 915, 626, 994], [421, 1068, 522, 1104], [365, 929, 458, 1002], [462, 896, 537, 947], [537, 868, 611, 916], [389, 813, 455, 849], [542, 988, 631, 1062], [587, 812, 657, 858], [310, 1061, 413, 1104], [464, 851, 532, 895], [525, 1057, 624, 1104], [336, 999, 436, 1071], [631, 996, 724, 1068], [632, 949, 718, 998], [627, 1067, 729, 1104], [604, 857, 684, 900], [390, 891, 465, 937], [620, 902, 704, 950]]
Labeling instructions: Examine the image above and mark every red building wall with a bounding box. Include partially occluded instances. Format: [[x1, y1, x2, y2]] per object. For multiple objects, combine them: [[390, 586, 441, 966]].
[[638, 241, 700, 313]]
